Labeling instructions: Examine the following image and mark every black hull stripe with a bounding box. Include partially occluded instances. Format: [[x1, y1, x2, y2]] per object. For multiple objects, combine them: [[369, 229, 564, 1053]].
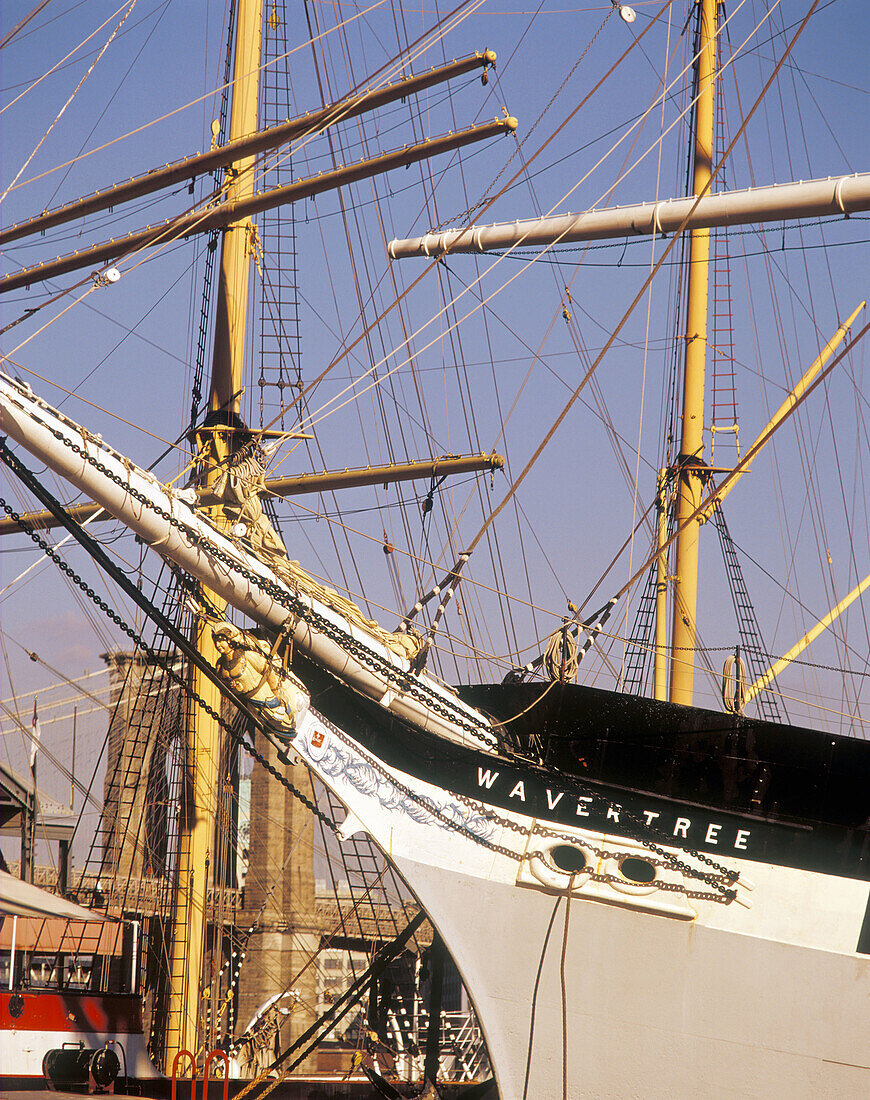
[[303, 662, 870, 881]]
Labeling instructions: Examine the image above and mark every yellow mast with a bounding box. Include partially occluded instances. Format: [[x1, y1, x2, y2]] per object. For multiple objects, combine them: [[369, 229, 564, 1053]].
[[164, 0, 263, 1069], [654, 469, 669, 700], [668, 0, 717, 705], [209, 0, 263, 421]]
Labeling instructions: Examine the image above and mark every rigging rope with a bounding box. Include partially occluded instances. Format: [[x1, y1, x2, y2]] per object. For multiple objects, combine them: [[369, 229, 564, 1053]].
[[438, 4, 615, 232], [0, 447, 340, 834], [0, 2, 139, 205], [456, 0, 823, 576]]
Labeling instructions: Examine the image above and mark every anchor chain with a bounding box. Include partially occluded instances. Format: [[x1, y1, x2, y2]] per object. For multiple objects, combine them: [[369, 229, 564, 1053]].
[[2, 429, 741, 901], [36, 423, 500, 750], [319, 714, 739, 903], [0, 490, 338, 835]]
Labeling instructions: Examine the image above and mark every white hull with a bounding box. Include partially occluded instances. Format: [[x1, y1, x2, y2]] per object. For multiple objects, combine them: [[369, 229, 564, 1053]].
[[3, 363, 869, 1097], [290, 709, 870, 1099], [403, 858, 869, 1099]]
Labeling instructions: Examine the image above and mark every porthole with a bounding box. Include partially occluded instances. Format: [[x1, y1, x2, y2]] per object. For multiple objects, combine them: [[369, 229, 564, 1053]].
[[604, 852, 660, 896], [619, 856, 657, 884], [528, 842, 594, 891], [548, 844, 588, 874]]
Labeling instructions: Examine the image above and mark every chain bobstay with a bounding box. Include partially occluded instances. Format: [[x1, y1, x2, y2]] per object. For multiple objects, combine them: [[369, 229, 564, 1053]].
[[304, 708, 745, 907], [0, 470, 338, 838]]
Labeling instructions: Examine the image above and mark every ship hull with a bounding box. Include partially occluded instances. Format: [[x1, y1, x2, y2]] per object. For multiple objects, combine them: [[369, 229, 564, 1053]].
[[290, 697, 870, 1099], [399, 856, 870, 1099], [4, 374, 870, 1095], [0, 990, 158, 1084]]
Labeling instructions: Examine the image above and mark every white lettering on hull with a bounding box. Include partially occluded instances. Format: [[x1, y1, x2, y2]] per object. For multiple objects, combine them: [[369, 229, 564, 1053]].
[[509, 781, 526, 801], [471, 768, 753, 849], [546, 790, 564, 811]]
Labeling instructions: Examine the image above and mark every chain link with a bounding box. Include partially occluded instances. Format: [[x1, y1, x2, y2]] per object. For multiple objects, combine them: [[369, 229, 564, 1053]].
[[320, 718, 738, 904], [441, 774, 739, 892], [3, 484, 736, 903], [3, 426, 742, 902], [0, 492, 338, 835], [531, 813, 739, 889], [46, 425, 500, 750]]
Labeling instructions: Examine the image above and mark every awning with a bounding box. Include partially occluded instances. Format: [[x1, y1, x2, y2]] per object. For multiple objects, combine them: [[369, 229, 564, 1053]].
[[0, 869, 113, 921]]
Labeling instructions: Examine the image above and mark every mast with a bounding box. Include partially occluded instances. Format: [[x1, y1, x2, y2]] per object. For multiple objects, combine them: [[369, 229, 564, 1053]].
[[209, 0, 263, 421], [164, 0, 263, 1069], [653, 469, 669, 700], [668, 0, 717, 706]]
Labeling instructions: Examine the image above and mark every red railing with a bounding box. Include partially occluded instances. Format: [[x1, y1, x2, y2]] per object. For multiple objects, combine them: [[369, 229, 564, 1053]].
[[171, 1048, 229, 1100], [170, 1050, 196, 1100], [203, 1049, 229, 1100]]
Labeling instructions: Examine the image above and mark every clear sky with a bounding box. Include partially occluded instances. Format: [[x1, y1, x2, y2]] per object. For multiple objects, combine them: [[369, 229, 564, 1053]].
[[1, 0, 869, 838]]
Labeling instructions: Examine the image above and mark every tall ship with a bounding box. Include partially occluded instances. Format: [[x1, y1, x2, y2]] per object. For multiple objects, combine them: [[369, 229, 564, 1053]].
[[1, 0, 868, 1096]]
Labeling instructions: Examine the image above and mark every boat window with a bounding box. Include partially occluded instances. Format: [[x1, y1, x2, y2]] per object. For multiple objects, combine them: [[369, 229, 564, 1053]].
[[0, 915, 135, 994]]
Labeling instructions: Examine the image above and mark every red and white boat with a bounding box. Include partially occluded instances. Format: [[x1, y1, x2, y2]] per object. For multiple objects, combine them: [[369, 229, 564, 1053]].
[[0, 869, 158, 1090]]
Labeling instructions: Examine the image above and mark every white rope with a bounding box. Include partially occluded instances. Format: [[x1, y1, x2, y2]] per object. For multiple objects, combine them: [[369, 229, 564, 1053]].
[[0, 1, 132, 116], [0, 1, 138, 206]]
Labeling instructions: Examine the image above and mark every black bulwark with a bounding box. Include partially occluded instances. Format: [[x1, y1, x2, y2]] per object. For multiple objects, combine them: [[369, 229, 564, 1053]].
[[459, 681, 870, 831]]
